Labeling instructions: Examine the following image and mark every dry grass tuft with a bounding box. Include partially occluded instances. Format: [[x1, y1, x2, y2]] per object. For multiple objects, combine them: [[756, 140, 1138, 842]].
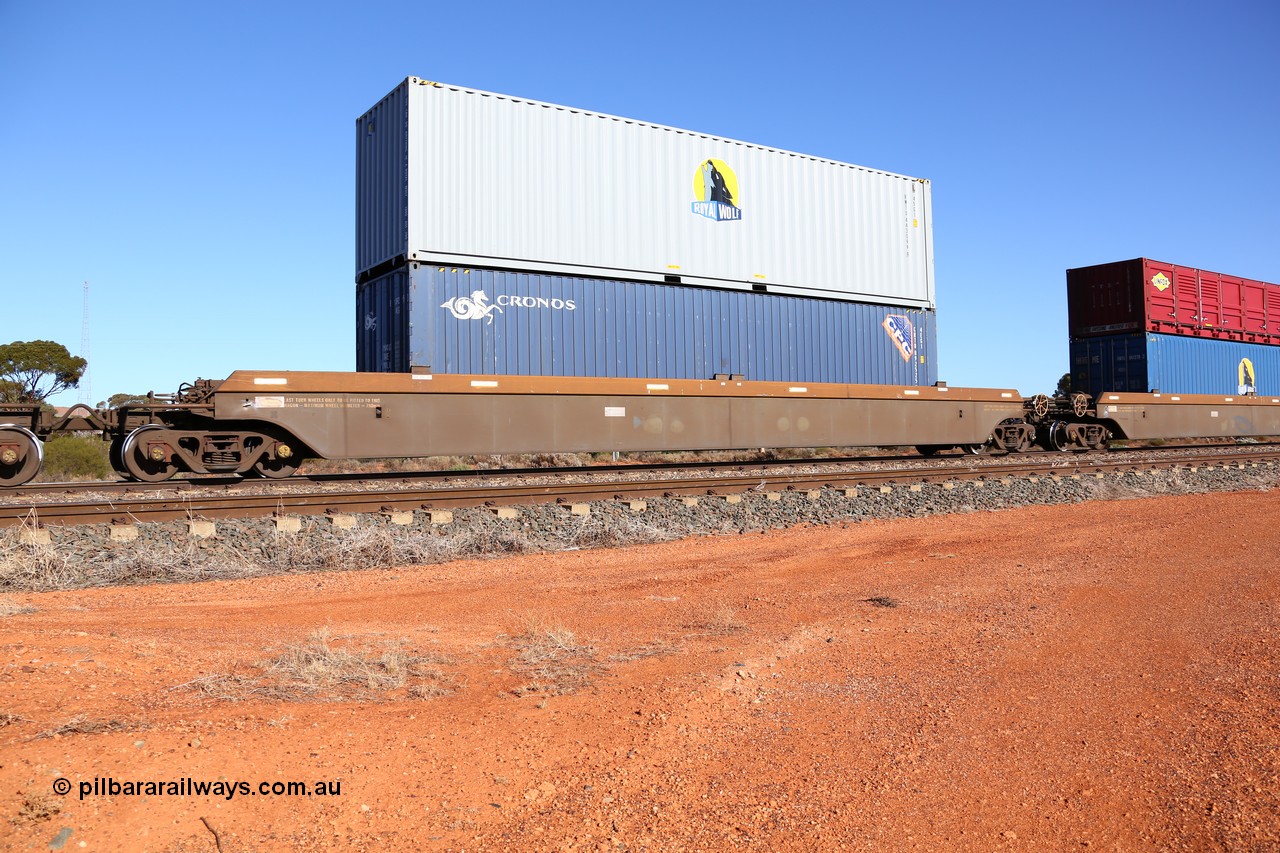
[[682, 600, 749, 636], [607, 639, 682, 662], [505, 614, 598, 696], [0, 596, 36, 617], [0, 710, 33, 728], [15, 792, 62, 824], [34, 715, 142, 739], [176, 629, 454, 703]]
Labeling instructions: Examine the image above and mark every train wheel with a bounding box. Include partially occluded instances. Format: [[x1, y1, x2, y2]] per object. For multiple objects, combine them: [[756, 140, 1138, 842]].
[[120, 426, 179, 483], [249, 456, 300, 479], [1046, 421, 1070, 452], [0, 426, 43, 487], [961, 443, 985, 456], [108, 437, 126, 476]]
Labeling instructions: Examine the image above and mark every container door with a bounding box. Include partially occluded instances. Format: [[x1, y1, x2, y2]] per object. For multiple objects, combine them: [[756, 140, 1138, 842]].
[[1173, 265, 1200, 328], [1219, 275, 1244, 333], [1261, 281, 1279, 342], [1242, 280, 1266, 338], [1198, 269, 1222, 331], [1143, 259, 1176, 332]]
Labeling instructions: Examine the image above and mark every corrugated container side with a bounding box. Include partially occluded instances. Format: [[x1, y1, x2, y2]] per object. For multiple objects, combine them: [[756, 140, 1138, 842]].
[[1071, 332, 1280, 398], [355, 81, 409, 276], [357, 78, 934, 309], [1068, 258, 1280, 344], [358, 263, 936, 385], [356, 272, 410, 372]]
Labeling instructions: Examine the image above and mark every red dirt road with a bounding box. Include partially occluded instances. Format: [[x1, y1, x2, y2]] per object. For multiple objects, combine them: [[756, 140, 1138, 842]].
[[2, 491, 1278, 851]]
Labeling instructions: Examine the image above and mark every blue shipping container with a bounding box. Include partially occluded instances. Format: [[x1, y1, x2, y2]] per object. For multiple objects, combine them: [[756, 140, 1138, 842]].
[[1070, 332, 1280, 397], [357, 264, 937, 385]]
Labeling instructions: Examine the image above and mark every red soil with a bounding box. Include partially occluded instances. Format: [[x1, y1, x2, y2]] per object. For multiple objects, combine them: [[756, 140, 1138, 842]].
[[2, 491, 1277, 851]]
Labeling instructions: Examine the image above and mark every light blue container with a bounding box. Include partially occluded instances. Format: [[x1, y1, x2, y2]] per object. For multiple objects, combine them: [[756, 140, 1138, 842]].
[[1070, 332, 1280, 397], [358, 263, 937, 385]]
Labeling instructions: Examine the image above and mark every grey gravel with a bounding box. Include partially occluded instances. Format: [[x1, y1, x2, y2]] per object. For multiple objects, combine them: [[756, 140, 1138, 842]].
[[1, 464, 1276, 592]]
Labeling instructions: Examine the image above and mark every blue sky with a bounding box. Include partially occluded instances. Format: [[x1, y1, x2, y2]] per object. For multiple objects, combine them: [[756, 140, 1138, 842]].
[[3, 0, 1277, 405]]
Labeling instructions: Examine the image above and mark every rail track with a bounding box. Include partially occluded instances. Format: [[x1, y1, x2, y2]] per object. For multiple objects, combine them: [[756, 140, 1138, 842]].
[[3, 445, 1278, 528]]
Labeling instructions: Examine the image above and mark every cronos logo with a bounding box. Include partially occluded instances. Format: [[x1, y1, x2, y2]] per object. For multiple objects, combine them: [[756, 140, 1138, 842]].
[[440, 290, 577, 324]]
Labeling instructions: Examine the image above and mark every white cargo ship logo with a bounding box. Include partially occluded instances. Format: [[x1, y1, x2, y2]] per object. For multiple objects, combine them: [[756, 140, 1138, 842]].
[[440, 291, 504, 324], [691, 159, 742, 222], [441, 290, 576, 323]]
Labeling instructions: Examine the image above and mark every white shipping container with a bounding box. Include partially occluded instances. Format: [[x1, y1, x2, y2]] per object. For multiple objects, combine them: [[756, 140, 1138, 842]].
[[357, 77, 935, 309]]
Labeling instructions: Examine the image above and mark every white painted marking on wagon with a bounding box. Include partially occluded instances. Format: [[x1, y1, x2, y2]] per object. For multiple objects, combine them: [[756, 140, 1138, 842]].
[[1211, 411, 1219, 417], [254, 396, 285, 408], [1225, 397, 1234, 402], [788, 387, 808, 393], [253, 377, 287, 386], [646, 384, 669, 391], [470, 380, 499, 388], [412, 374, 433, 380], [1171, 396, 1181, 401], [903, 389, 920, 396], [1000, 392, 1013, 398], [604, 407, 626, 417]]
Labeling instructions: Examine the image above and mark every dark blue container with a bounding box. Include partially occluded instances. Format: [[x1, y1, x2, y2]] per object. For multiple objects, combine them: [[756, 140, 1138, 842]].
[[357, 263, 938, 385], [1070, 332, 1280, 397]]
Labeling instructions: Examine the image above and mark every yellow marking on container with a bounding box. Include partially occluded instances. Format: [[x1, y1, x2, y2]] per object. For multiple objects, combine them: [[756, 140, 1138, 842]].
[[753, 274, 767, 279], [666, 265, 681, 269], [254, 377, 288, 386]]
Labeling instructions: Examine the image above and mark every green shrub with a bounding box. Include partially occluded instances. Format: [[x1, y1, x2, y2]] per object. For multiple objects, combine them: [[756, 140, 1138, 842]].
[[40, 435, 112, 481]]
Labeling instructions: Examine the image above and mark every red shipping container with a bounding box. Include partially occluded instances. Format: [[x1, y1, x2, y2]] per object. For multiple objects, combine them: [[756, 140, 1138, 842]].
[[1067, 258, 1280, 344]]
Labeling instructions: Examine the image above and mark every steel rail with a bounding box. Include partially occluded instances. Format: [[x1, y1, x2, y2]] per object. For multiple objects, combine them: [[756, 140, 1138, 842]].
[[3, 448, 1277, 528], [6, 440, 1278, 498]]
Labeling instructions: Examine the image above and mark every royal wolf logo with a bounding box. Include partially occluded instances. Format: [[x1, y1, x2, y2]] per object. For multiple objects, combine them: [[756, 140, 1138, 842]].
[[440, 290, 503, 325], [691, 159, 742, 222]]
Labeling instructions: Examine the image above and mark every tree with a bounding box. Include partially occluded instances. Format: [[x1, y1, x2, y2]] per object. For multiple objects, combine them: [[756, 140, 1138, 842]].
[[1054, 372, 1072, 397], [99, 392, 152, 409], [0, 340, 88, 403]]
